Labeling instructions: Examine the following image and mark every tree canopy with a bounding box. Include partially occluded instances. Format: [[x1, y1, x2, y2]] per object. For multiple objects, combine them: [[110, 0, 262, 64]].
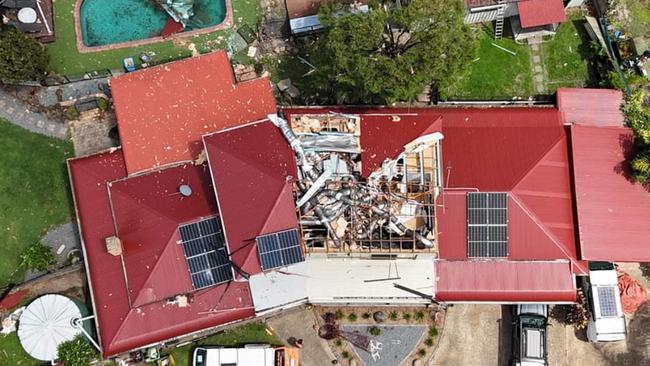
[[0, 29, 48, 82], [57, 335, 97, 366], [314, 0, 476, 103], [624, 90, 650, 184]]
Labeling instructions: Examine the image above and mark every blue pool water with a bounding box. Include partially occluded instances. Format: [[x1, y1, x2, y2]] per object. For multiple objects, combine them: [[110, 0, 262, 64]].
[[80, 0, 227, 47]]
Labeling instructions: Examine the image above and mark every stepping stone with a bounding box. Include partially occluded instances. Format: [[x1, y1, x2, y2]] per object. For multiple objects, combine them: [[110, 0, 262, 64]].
[[531, 44, 540, 51], [533, 55, 541, 63], [534, 65, 543, 73], [534, 75, 544, 83]]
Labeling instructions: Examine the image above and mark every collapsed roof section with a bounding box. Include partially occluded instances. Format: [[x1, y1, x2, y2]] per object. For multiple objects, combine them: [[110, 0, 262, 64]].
[[280, 110, 444, 256]]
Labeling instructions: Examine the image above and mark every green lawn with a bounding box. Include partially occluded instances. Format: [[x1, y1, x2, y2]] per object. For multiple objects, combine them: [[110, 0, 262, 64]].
[[542, 12, 595, 89], [0, 333, 44, 366], [168, 323, 283, 366], [47, 0, 261, 75], [445, 26, 533, 100], [0, 119, 74, 286]]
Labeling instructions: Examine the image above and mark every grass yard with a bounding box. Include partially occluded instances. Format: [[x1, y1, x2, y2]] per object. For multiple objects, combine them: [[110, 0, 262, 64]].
[[0, 119, 74, 286], [445, 25, 533, 100], [47, 0, 261, 75], [0, 332, 44, 366], [168, 322, 283, 366], [542, 12, 596, 89]]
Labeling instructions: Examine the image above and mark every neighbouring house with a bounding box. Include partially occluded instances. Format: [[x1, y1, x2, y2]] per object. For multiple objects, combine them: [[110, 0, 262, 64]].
[[68, 51, 650, 360], [285, 0, 582, 42]]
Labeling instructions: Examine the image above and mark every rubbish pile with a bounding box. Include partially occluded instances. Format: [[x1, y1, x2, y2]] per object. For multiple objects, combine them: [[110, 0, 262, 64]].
[[269, 112, 442, 253]]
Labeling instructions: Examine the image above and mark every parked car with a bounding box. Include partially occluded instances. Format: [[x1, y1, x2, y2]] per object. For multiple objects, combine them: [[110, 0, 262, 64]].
[[192, 344, 299, 366], [585, 262, 626, 342], [512, 304, 548, 366]]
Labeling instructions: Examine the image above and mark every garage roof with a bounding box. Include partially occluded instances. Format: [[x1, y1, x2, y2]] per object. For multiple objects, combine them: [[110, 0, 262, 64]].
[[517, 0, 566, 28]]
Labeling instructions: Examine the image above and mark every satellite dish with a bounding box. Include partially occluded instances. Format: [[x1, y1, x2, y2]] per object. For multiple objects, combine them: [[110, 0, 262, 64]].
[[179, 184, 192, 197], [18, 294, 83, 362]]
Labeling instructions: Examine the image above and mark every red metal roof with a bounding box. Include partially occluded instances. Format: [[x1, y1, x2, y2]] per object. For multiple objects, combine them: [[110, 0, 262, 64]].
[[285, 0, 368, 18], [203, 120, 299, 276], [571, 125, 650, 262], [465, 0, 498, 8], [360, 114, 442, 177], [435, 107, 586, 274], [68, 151, 254, 357], [110, 51, 276, 175], [517, 0, 566, 28], [435, 260, 576, 303], [557, 88, 625, 126]]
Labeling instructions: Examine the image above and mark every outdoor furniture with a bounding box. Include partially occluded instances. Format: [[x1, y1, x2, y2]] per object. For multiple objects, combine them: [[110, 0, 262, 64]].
[[0, 0, 37, 9], [123, 57, 136, 73], [17, 7, 36, 23]]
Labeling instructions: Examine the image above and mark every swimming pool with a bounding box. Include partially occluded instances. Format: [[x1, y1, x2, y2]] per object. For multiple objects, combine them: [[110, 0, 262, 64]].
[[79, 0, 227, 47]]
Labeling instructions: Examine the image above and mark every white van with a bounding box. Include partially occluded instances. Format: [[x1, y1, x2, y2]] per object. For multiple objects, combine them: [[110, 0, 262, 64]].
[[192, 344, 299, 366], [585, 262, 626, 342]]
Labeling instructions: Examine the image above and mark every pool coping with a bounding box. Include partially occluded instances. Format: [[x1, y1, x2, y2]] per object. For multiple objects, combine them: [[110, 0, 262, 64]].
[[74, 0, 234, 54]]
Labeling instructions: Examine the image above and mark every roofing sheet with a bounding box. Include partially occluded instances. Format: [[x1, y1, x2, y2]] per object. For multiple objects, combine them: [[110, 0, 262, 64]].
[[517, 0, 566, 28], [285, 0, 368, 18], [203, 120, 299, 276], [110, 51, 276, 175], [571, 125, 650, 262], [435, 260, 576, 302], [68, 151, 254, 357], [557, 88, 625, 126]]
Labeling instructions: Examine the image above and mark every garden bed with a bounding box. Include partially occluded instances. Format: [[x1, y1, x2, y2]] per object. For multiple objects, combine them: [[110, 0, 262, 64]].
[[315, 305, 445, 366]]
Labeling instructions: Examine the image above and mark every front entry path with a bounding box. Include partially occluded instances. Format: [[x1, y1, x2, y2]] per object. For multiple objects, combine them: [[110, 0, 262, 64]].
[[0, 88, 69, 139]]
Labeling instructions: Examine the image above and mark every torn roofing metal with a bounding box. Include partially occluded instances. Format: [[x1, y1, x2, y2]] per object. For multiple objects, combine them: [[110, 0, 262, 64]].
[[110, 51, 277, 175], [68, 150, 254, 357]]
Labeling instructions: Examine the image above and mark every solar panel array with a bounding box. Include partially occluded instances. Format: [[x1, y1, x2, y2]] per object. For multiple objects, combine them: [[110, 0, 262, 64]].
[[179, 217, 233, 289], [597, 286, 618, 317], [257, 229, 304, 271], [467, 192, 508, 257]]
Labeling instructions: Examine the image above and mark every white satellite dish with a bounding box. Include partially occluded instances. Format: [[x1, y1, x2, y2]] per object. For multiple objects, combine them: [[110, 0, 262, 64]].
[[18, 294, 83, 362]]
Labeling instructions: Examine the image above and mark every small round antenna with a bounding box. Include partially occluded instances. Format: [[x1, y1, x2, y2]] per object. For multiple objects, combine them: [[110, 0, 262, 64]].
[[179, 184, 192, 197]]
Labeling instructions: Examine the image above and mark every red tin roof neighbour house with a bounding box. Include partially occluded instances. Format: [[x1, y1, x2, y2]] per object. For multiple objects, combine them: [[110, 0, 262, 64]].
[[517, 0, 566, 28], [285, 0, 369, 18], [69, 151, 254, 357], [557, 88, 625, 126], [435, 261, 576, 303], [110, 51, 276, 175], [571, 125, 650, 262], [203, 120, 299, 276]]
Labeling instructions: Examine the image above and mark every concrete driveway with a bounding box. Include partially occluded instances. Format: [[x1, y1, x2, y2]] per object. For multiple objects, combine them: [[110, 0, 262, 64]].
[[431, 304, 511, 366]]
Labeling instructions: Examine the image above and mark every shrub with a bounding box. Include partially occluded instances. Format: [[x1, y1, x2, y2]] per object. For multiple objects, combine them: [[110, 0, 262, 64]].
[[0, 29, 48, 81], [65, 106, 80, 120], [424, 337, 434, 347], [418, 348, 426, 357], [341, 351, 351, 359], [388, 311, 398, 321], [335, 309, 344, 320], [402, 312, 411, 321], [57, 335, 97, 366], [348, 313, 358, 322], [20, 242, 56, 271], [362, 312, 371, 319], [428, 326, 439, 337], [369, 326, 381, 336], [334, 339, 342, 347], [97, 97, 109, 111], [566, 289, 590, 329], [414, 310, 425, 322]]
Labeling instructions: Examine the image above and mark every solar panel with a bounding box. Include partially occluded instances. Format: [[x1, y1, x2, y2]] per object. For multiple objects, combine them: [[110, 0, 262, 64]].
[[467, 192, 508, 257], [178, 217, 233, 289], [597, 286, 618, 317], [257, 229, 304, 271]]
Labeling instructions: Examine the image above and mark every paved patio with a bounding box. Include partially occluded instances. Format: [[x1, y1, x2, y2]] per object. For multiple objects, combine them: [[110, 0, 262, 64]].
[[0, 88, 68, 139], [342, 325, 426, 366]]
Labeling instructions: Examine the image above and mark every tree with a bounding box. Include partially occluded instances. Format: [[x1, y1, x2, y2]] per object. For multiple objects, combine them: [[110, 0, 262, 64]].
[[19, 242, 56, 271], [623, 90, 650, 184], [315, 0, 476, 103], [0, 29, 48, 82], [57, 335, 97, 366]]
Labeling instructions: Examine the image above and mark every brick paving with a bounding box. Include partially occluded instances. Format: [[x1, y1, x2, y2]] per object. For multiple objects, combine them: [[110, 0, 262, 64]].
[[0, 88, 69, 139]]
